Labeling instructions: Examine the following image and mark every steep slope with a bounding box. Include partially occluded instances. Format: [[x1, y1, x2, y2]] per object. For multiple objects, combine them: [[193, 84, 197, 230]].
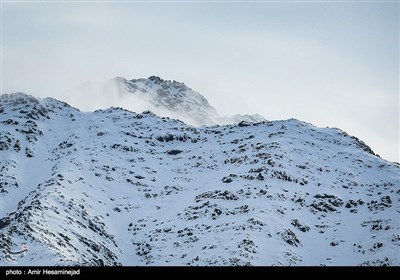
[[0, 93, 399, 266], [67, 76, 266, 126]]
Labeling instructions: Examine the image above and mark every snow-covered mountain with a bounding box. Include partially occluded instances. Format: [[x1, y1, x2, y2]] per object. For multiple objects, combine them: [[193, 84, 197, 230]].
[[66, 76, 266, 126], [0, 92, 399, 266]]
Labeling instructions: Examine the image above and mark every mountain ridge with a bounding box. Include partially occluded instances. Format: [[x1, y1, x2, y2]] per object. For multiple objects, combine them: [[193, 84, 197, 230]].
[[0, 92, 399, 266]]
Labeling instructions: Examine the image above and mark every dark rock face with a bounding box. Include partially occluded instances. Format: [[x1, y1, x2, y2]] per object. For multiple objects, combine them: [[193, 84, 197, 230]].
[[166, 150, 183, 155], [291, 219, 310, 232], [281, 229, 301, 247]]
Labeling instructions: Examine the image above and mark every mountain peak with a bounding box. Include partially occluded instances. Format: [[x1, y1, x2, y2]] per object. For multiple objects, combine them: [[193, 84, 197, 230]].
[[126, 75, 191, 92], [148, 75, 164, 84], [104, 76, 266, 126], [1, 92, 39, 104]]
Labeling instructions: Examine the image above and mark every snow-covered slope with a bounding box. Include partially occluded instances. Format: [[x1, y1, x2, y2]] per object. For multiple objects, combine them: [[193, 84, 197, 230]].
[[67, 76, 266, 126], [0, 93, 399, 266]]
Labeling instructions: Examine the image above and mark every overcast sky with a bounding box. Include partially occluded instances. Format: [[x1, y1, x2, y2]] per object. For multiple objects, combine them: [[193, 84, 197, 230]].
[[2, 1, 399, 162]]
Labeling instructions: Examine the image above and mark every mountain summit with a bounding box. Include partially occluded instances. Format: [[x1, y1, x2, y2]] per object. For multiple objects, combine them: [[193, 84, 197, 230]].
[[67, 76, 266, 126], [0, 93, 398, 266], [109, 76, 222, 126]]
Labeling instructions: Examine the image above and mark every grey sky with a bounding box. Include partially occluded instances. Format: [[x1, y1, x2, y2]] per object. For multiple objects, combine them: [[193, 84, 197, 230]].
[[2, 1, 399, 162]]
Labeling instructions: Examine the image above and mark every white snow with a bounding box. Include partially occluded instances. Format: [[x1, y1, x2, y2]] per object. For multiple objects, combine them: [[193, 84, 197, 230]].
[[0, 92, 399, 266]]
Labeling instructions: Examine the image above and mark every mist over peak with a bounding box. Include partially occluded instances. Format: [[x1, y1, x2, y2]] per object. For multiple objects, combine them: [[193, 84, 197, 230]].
[[64, 76, 266, 127]]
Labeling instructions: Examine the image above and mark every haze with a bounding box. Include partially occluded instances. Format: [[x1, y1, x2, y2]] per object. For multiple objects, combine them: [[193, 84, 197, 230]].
[[1, 1, 399, 162]]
